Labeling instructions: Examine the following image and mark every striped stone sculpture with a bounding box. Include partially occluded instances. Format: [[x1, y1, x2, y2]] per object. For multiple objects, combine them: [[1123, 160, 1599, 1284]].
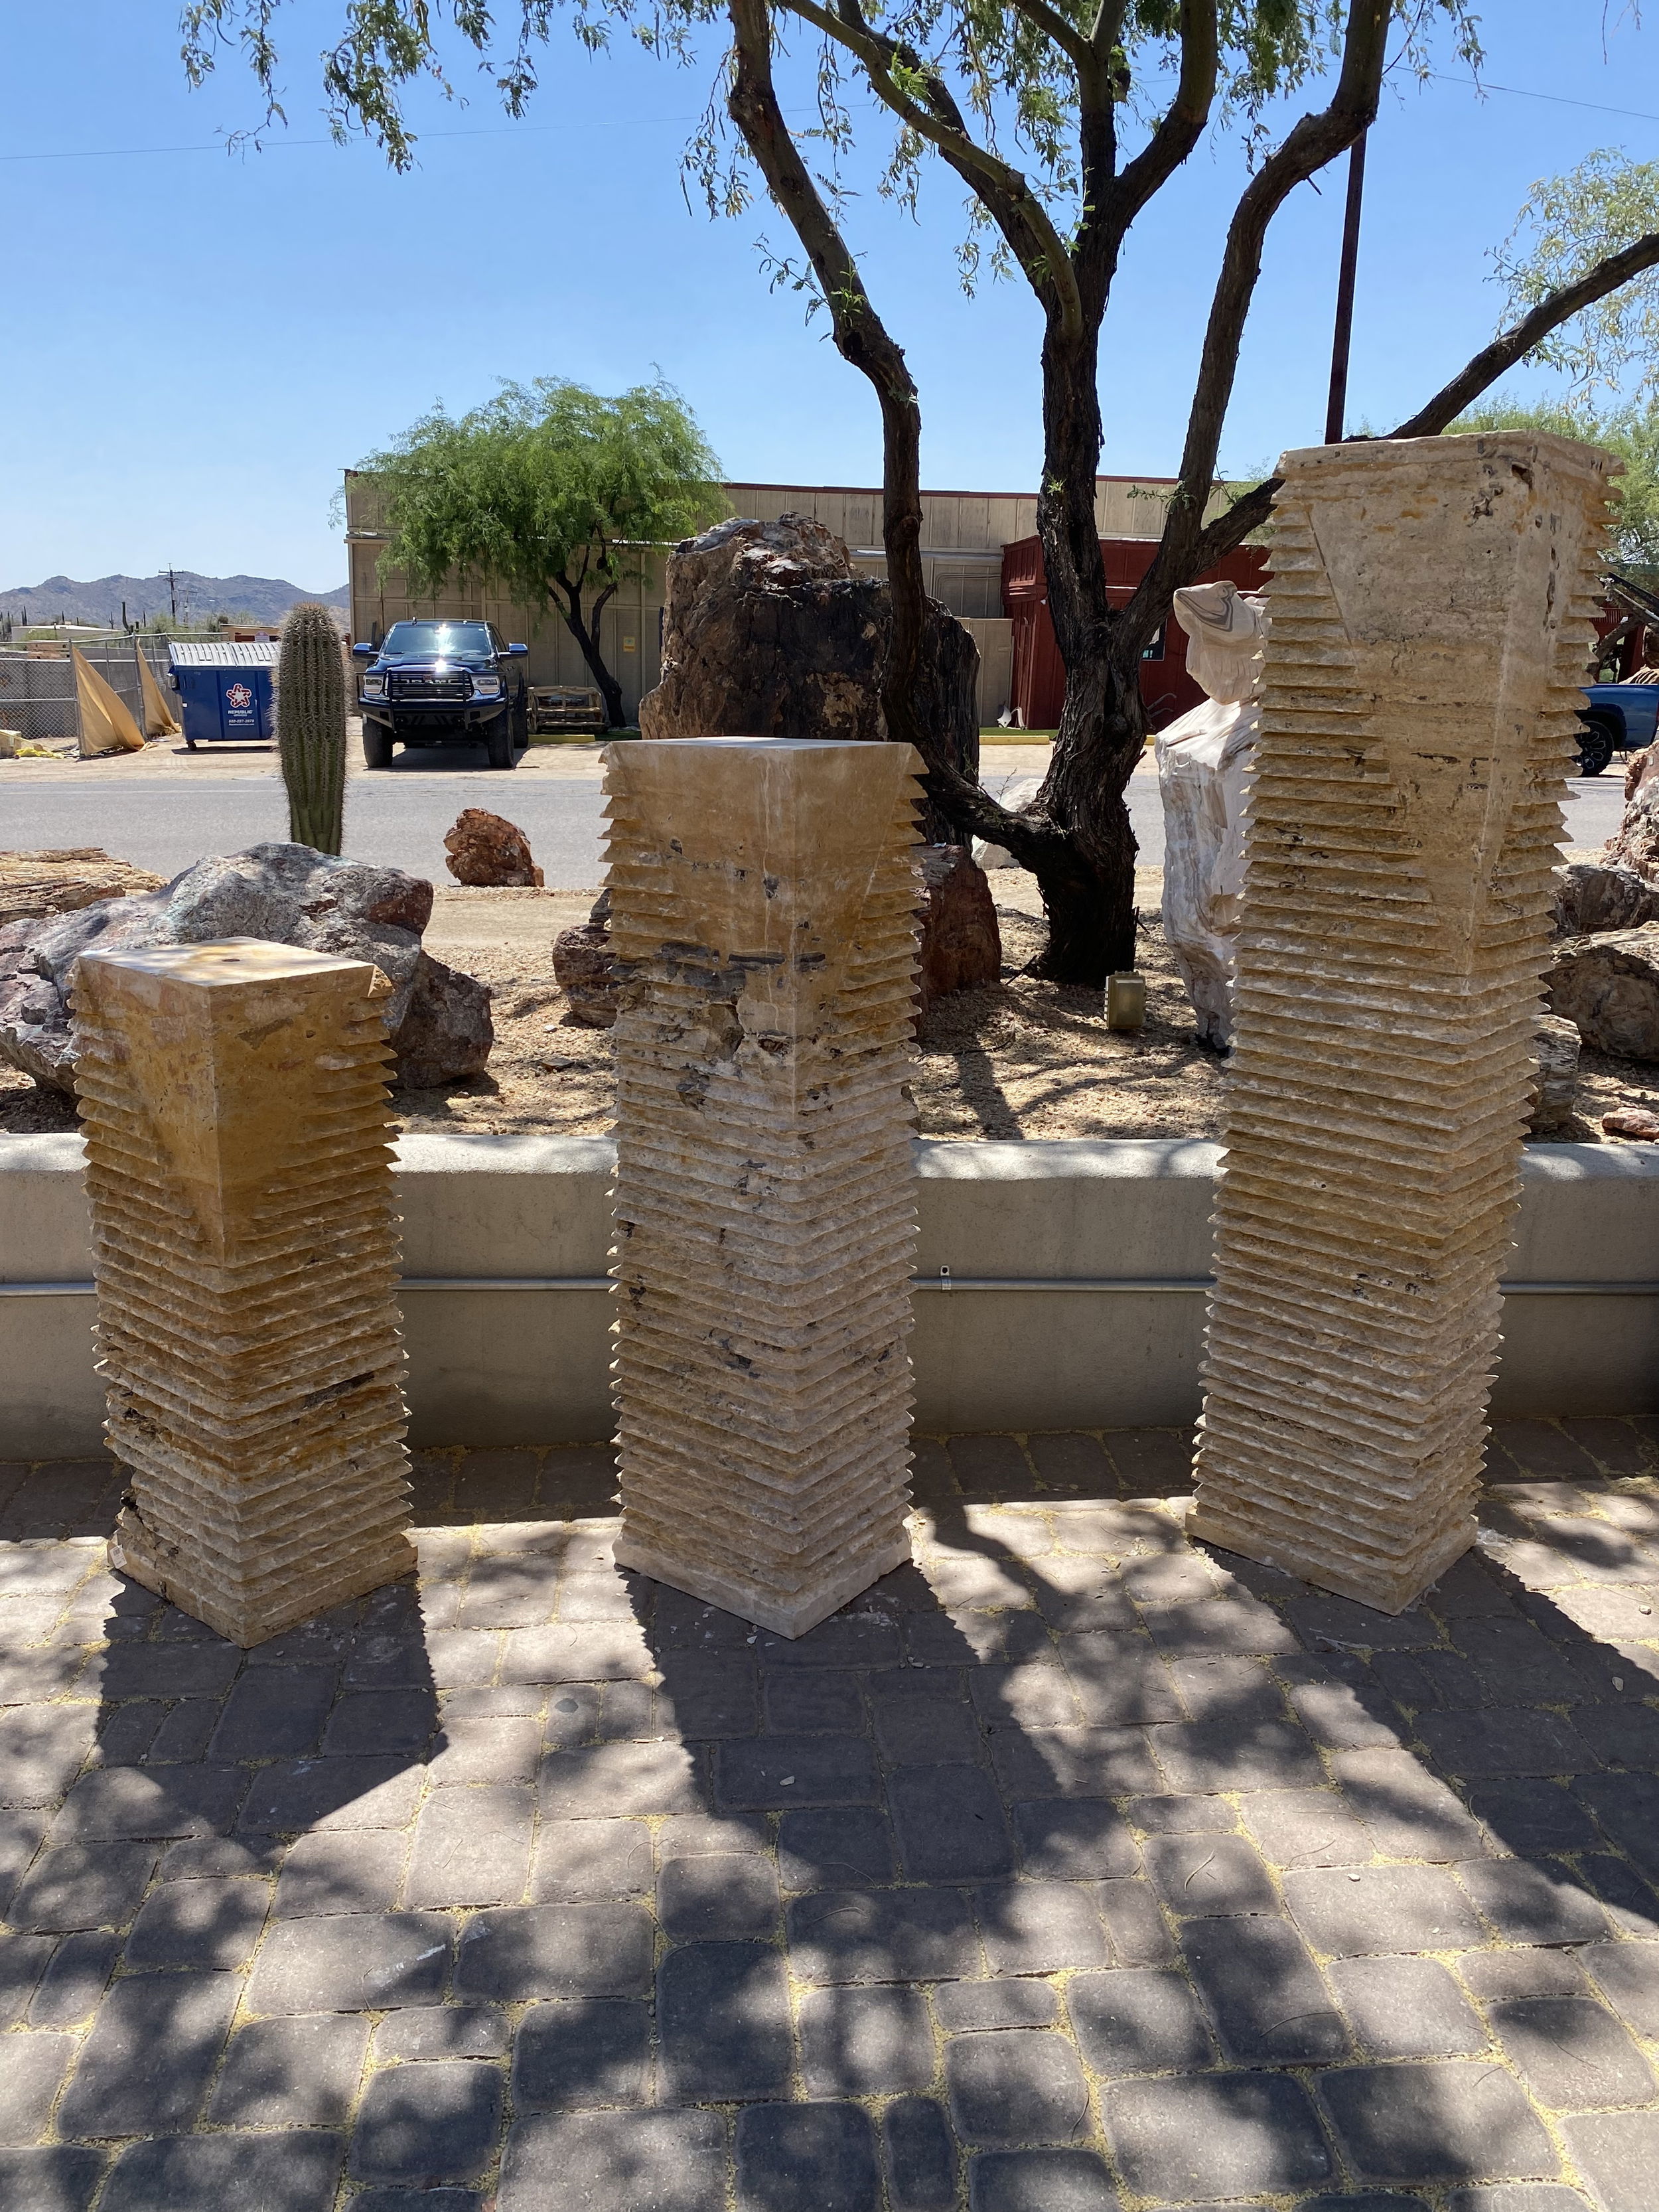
[[606, 738, 924, 1636], [1190, 433, 1617, 1614], [74, 939, 415, 1645]]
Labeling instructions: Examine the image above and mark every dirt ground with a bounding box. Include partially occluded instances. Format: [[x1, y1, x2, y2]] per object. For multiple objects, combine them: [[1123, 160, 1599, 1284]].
[[9, 876, 1659, 1143]]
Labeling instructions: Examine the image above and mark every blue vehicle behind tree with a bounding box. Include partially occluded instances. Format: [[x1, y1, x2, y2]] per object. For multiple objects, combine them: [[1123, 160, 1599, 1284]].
[[353, 619, 530, 771], [1577, 681, 1659, 776]]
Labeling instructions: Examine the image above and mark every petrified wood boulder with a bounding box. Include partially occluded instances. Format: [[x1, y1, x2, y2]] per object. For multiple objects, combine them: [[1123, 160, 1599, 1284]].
[[443, 808, 544, 887], [639, 511, 977, 838], [1546, 923, 1659, 1060], [0, 848, 164, 930], [917, 845, 1001, 1015], [1550, 860, 1659, 936], [1528, 1013, 1582, 1133], [0, 844, 491, 1092]]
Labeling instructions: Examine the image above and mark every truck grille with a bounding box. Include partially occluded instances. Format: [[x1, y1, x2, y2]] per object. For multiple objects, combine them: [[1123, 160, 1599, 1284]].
[[388, 669, 471, 703]]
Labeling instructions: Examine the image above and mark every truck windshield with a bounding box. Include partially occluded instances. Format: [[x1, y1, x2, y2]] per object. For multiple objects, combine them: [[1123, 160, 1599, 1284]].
[[382, 622, 493, 660]]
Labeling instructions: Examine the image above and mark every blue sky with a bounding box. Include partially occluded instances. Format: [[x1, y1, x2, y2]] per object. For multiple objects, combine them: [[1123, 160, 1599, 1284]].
[[1, 0, 1654, 586]]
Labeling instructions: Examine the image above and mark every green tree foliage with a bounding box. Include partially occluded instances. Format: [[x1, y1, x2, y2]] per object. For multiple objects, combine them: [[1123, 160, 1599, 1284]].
[[361, 379, 726, 729], [1495, 153, 1659, 404], [1451, 396, 1659, 589]]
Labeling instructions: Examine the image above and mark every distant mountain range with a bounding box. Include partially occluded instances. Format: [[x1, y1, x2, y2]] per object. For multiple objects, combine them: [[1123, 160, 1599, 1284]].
[[0, 572, 350, 627]]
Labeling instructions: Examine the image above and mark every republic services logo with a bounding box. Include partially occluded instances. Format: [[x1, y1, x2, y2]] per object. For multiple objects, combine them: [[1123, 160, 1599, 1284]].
[[226, 683, 253, 709]]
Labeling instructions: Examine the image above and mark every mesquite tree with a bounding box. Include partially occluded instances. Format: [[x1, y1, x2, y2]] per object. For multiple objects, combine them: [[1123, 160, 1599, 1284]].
[[360, 380, 727, 731], [186, 3, 1659, 980]]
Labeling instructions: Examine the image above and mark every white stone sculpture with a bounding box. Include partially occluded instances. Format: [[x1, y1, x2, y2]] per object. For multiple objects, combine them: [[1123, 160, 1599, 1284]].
[[605, 737, 925, 1637], [1189, 433, 1617, 1615], [1155, 581, 1268, 1046]]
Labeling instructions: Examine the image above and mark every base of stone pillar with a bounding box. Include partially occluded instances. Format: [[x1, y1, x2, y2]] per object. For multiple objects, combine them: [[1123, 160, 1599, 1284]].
[[109, 1501, 419, 1650], [1186, 1500, 1476, 1617], [614, 1528, 913, 1641]]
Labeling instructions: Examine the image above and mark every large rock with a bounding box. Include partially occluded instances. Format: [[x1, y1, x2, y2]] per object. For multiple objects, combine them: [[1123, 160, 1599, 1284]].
[[1528, 1013, 1581, 1133], [0, 844, 491, 1093], [1603, 745, 1659, 880], [1545, 924, 1659, 1059], [553, 924, 618, 1028], [0, 848, 165, 930], [917, 846, 1001, 1015], [639, 512, 977, 839], [1550, 861, 1659, 936], [443, 809, 543, 888]]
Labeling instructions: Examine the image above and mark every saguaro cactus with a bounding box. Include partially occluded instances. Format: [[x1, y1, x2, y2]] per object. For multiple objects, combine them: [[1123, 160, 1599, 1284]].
[[277, 603, 347, 855]]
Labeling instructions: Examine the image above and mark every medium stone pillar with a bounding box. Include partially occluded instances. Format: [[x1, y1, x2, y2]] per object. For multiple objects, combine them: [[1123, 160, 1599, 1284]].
[[1190, 433, 1616, 1613], [606, 737, 924, 1637], [74, 939, 415, 1646]]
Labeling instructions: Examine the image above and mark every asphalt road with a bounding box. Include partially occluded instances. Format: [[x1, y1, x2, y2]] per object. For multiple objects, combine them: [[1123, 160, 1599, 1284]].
[[0, 749, 1628, 889], [4, 767, 613, 890]]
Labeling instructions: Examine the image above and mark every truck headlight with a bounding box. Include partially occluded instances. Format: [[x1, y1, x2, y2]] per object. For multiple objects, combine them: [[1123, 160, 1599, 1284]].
[[471, 674, 502, 699], [362, 674, 386, 698]]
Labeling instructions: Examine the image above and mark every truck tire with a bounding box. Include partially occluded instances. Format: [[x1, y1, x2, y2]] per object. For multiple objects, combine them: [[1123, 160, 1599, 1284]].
[[1577, 715, 1618, 777], [486, 711, 516, 770], [362, 722, 394, 771]]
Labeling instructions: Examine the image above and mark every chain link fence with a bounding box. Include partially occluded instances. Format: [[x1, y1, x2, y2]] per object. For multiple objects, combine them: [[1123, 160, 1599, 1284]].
[[0, 636, 178, 745]]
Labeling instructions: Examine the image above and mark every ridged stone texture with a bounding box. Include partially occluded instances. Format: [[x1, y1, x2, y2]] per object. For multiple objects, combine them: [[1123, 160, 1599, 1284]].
[[74, 938, 415, 1645], [1190, 433, 1618, 1613], [605, 737, 924, 1637]]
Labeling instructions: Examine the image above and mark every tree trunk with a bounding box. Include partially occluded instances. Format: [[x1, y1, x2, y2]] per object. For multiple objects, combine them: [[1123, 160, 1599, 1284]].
[[553, 580, 626, 729], [1027, 321, 1143, 983]]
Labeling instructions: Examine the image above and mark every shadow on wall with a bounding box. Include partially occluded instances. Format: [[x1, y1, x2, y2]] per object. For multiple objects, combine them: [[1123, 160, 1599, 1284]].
[[1, 1434, 1656, 2205]]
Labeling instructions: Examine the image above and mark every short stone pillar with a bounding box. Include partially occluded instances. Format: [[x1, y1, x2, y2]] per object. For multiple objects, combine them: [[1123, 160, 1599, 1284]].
[[74, 939, 415, 1646], [1190, 433, 1616, 1613], [606, 738, 924, 1637]]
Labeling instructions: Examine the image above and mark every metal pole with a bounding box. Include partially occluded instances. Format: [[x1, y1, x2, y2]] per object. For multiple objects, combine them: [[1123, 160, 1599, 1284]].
[[1324, 130, 1368, 446]]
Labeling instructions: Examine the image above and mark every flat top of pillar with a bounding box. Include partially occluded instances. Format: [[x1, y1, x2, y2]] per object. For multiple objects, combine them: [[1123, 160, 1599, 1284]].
[[1276, 429, 1619, 484], [611, 737, 917, 752], [76, 938, 375, 987]]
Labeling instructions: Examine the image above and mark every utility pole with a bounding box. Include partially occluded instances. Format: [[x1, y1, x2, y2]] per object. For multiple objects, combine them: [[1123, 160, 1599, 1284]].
[[1325, 131, 1368, 447], [168, 568, 179, 621]]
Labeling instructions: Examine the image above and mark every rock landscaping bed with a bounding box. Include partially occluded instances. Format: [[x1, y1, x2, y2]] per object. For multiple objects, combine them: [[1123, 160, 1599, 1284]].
[[9, 867, 1659, 1143]]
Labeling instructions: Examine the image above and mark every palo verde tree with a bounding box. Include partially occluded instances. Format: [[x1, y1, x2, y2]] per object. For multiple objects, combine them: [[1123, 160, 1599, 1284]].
[[359, 378, 726, 731], [187, 4, 1659, 981]]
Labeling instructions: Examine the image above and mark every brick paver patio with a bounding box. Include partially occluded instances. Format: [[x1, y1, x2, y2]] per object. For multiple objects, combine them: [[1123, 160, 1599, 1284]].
[[1, 1419, 1657, 2209]]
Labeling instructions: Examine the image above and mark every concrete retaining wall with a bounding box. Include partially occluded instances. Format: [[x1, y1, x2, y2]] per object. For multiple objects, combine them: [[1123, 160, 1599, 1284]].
[[5, 1133, 1658, 1455]]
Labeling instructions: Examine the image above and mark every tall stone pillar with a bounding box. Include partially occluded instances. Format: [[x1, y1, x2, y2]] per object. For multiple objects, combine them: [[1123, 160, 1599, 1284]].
[[74, 939, 415, 1646], [1190, 433, 1616, 1613], [606, 738, 924, 1637]]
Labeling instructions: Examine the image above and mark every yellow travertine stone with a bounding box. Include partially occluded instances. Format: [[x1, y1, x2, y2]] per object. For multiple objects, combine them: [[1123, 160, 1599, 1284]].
[[1190, 433, 1619, 1615], [72, 938, 415, 1646], [605, 738, 925, 1637]]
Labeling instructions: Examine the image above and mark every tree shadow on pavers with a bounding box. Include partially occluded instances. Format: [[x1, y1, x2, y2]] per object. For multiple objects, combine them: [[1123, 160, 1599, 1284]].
[[887, 1465, 1659, 2209], [1, 1524, 445, 2181]]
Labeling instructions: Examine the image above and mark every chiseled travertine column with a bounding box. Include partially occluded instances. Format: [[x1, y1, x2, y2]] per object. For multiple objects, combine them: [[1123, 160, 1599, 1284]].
[[74, 939, 415, 1645], [1190, 433, 1616, 1613], [606, 737, 924, 1637]]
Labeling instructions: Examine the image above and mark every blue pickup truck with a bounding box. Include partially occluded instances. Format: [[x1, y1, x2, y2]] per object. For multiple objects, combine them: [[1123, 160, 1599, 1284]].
[[1578, 682, 1659, 775]]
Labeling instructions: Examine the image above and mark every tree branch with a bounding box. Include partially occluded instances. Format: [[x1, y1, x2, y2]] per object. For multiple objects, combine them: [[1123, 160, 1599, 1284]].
[[1118, 0, 1390, 654], [1005, 0, 1096, 86], [1143, 220, 1659, 630], [1391, 229, 1659, 437], [1106, 0, 1218, 240], [783, 0, 1085, 331]]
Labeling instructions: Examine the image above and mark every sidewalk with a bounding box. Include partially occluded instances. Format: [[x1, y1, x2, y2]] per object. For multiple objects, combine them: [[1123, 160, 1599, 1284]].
[[1, 1419, 1655, 2209]]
